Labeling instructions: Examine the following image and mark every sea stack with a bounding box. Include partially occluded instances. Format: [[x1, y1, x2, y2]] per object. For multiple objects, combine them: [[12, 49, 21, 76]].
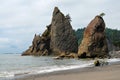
[[78, 16, 109, 58], [50, 7, 78, 55], [22, 7, 78, 56]]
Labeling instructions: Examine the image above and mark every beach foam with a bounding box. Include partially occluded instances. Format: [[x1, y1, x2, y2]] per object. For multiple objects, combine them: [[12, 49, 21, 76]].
[[0, 62, 93, 79], [107, 58, 120, 62], [37, 63, 94, 74]]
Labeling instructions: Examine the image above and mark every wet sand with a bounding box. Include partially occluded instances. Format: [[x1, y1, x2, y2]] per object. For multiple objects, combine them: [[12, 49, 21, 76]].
[[15, 63, 120, 80]]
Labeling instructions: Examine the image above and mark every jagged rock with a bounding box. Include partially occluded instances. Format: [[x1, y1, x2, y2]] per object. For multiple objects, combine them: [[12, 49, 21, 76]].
[[53, 52, 78, 59], [50, 7, 78, 55], [53, 52, 66, 59], [22, 25, 51, 56], [78, 16, 109, 58], [66, 53, 78, 58], [22, 7, 78, 56], [21, 46, 33, 56]]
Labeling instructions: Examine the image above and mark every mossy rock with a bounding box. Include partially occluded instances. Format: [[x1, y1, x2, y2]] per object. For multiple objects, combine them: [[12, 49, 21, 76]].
[[94, 60, 100, 66]]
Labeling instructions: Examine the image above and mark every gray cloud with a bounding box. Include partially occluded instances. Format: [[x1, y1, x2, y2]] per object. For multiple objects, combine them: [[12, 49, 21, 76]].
[[0, 0, 120, 53]]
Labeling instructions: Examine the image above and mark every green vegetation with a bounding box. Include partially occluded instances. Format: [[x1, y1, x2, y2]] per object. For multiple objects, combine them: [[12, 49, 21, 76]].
[[99, 13, 105, 17], [65, 14, 72, 22], [75, 28, 85, 45], [105, 28, 120, 47], [75, 28, 120, 47]]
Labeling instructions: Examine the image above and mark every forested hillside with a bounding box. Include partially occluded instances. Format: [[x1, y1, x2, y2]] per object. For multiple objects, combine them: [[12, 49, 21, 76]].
[[75, 28, 120, 47], [105, 28, 120, 47]]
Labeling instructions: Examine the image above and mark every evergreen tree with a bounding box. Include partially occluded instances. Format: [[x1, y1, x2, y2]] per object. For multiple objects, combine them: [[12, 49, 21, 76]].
[[75, 27, 120, 48], [66, 14, 72, 22]]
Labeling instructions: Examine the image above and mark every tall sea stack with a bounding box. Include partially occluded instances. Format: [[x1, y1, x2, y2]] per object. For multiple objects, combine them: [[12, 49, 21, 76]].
[[78, 16, 109, 58], [50, 7, 78, 55], [22, 7, 78, 56]]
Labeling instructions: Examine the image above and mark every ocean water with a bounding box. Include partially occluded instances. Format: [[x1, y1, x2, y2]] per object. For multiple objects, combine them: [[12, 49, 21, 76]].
[[0, 54, 120, 80]]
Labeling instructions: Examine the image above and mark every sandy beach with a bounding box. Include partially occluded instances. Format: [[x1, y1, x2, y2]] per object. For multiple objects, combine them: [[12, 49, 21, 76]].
[[15, 63, 120, 80]]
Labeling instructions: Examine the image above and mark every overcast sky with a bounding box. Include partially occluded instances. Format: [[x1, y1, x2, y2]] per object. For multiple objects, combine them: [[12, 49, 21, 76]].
[[0, 0, 120, 53]]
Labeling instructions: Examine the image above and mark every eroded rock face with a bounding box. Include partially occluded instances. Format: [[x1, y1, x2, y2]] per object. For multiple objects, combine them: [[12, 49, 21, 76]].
[[22, 25, 51, 56], [50, 7, 78, 55], [22, 7, 78, 56], [78, 16, 109, 58]]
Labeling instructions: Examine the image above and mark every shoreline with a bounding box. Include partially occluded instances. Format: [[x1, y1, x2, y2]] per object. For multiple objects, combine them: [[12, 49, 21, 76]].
[[14, 61, 120, 80]]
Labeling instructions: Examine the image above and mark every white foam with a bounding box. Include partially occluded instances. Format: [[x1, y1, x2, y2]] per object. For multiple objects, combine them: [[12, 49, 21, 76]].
[[37, 63, 93, 74], [0, 62, 94, 78], [107, 58, 120, 63], [0, 72, 14, 78]]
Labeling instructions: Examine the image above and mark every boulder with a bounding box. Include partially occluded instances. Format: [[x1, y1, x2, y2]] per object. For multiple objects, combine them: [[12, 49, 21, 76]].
[[94, 59, 109, 66], [94, 60, 100, 66], [78, 16, 109, 58]]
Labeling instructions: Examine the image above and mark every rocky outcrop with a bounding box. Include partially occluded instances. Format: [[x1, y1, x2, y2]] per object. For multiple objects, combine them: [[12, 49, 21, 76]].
[[22, 25, 51, 56], [53, 53, 78, 59], [78, 16, 109, 58], [22, 7, 78, 56], [50, 7, 78, 55]]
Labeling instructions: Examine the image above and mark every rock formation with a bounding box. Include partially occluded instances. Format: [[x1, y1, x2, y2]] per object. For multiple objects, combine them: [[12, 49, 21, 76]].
[[50, 7, 78, 55], [78, 16, 109, 58], [22, 25, 51, 56], [22, 7, 78, 56]]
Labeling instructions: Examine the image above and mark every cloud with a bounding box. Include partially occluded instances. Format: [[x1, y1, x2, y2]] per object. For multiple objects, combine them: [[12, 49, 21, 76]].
[[0, 0, 120, 53], [0, 38, 10, 44]]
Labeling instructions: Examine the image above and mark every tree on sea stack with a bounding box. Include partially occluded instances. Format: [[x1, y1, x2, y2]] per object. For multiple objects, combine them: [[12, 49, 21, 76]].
[[66, 14, 72, 22], [99, 13, 105, 17]]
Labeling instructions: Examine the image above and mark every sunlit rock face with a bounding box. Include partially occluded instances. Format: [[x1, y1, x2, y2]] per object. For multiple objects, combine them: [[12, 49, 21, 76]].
[[78, 16, 109, 58]]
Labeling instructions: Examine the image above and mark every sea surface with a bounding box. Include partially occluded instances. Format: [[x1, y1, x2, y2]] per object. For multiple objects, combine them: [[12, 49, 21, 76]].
[[0, 53, 120, 80]]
